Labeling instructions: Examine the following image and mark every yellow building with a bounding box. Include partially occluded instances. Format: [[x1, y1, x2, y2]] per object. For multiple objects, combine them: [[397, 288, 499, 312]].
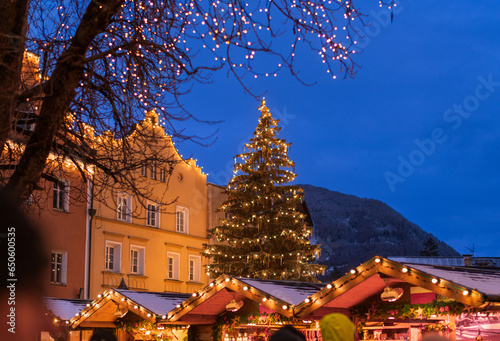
[[86, 110, 210, 297]]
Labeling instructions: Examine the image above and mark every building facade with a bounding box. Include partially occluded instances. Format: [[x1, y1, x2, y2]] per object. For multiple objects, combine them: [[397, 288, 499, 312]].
[[87, 110, 211, 298], [15, 107, 212, 299]]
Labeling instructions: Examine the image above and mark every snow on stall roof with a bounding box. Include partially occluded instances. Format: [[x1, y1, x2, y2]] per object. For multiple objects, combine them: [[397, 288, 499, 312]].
[[116, 290, 191, 315], [44, 298, 92, 320], [403, 263, 500, 298], [236, 278, 325, 305]]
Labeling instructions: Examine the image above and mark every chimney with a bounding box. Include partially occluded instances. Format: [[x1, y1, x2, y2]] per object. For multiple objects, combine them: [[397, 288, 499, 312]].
[[463, 254, 472, 266]]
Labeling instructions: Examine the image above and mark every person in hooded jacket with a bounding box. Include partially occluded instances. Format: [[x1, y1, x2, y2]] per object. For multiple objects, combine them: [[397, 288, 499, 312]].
[[320, 313, 355, 341]]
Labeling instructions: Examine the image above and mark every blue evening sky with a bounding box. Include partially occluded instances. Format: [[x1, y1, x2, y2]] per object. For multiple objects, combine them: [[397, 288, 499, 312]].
[[174, 1, 500, 256]]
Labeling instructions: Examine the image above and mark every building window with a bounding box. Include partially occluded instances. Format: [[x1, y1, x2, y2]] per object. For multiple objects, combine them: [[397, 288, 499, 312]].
[[159, 168, 165, 182], [130, 246, 145, 275], [150, 159, 156, 179], [53, 180, 69, 212], [166, 252, 180, 280], [189, 255, 201, 282], [105, 242, 121, 272], [141, 161, 147, 177], [50, 251, 67, 284], [117, 193, 132, 222], [176, 206, 188, 233], [147, 202, 160, 228]]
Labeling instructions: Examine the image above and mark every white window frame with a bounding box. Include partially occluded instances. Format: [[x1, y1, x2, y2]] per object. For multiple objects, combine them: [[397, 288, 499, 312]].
[[53, 179, 69, 212], [147, 201, 160, 228], [176, 206, 189, 233], [105, 241, 122, 272], [117, 192, 132, 222], [188, 255, 201, 283], [130, 246, 145, 275], [50, 250, 67, 284], [166, 252, 180, 280]]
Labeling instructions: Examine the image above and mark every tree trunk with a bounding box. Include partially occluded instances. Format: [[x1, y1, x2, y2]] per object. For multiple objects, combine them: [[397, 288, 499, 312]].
[[5, 0, 125, 203], [0, 0, 30, 150]]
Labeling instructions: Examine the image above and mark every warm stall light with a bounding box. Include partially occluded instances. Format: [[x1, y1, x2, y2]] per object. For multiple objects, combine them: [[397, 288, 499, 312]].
[[226, 299, 244, 312], [162, 315, 166, 319], [282, 305, 288, 310], [176, 304, 181, 308], [326, 284, 332, 289], [375, 258, 381, 263], [432, 278, 439, 284], [350, 269, 356, 274], [463, 290, 469, 296], [243, 286, 248, 291], [381, 287, 404, 302], [304, 298, 311, 303], [262, 297, 267, 302], [402, 268, 408, 273]]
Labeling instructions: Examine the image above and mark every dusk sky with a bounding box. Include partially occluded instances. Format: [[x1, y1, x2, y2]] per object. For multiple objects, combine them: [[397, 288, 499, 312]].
[[174, 1, 500, 256]]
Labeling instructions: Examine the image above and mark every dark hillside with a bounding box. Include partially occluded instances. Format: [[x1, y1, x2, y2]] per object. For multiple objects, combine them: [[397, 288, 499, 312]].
[[300, 184, 459, 279]]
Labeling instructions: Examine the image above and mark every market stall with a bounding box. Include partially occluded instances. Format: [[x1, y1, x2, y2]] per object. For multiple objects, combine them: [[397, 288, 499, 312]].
[[166, 274, 325, 341], [294, 257, 500, 341], [70, 289, 191, 340]]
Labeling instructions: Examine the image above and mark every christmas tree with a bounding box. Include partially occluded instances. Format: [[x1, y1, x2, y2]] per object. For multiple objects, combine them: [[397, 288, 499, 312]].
[[420, 236, 440, 256], [204, 99, 325, 281]]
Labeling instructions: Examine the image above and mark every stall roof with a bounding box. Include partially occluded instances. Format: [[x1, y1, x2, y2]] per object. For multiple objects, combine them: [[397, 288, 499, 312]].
[[70, 289, 191, 328], [44, 298, 92, 321], [401, 263, 500, 300], [167, 274, 327, 322], [115, 289, 191, 316], [236, 277, 325, 305]]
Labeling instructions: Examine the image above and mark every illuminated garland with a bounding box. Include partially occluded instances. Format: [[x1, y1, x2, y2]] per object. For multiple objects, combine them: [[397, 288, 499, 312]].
[[351, 300, 482, 320], [421, 321, 455, 332], [116, 321, 186, 341], [212, 311, 299, 341]]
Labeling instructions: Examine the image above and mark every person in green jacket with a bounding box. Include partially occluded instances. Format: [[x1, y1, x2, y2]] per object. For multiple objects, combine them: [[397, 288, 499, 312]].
[[320, 313, 355, 341]]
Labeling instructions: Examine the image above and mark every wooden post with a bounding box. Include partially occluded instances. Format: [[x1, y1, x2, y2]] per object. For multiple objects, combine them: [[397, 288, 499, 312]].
[[410, 326, 420, 341], [116, 328, 129, 341], [449, 315, 456, 341]]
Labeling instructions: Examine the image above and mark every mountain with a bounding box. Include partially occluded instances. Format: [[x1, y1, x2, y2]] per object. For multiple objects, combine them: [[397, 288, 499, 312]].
[[299, 184, 460, 280]]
